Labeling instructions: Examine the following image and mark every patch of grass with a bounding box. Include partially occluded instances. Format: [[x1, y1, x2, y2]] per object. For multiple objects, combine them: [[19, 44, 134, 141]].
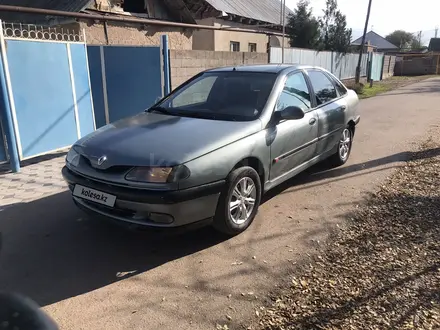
[[352, 75, 438, 99], [358, 84, 393, 99]]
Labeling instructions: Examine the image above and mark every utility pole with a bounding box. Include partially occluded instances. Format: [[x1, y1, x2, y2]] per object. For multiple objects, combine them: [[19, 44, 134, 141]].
[[355, 0, 373, 83], [281, 0, 286, 63], [435, 26, 439, 38]]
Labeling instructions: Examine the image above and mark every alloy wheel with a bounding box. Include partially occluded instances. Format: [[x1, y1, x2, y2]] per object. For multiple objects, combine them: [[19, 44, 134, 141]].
[[229, 177, 257, 225], [339, 128, 351, 161]]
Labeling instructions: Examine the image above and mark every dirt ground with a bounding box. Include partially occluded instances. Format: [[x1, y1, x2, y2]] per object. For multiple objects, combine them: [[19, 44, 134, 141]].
[[347, 75, 438, 99], [258, 133, 440, 330], [1, 78, 440, 330], [377, 75, 438, 88]]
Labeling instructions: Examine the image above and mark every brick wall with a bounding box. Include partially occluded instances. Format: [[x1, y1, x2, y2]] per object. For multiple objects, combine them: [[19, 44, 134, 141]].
[[382, 55, 396, 79], [81, 22, 193, 49], [57, 21, 192, 49], [170, 50, 268, 89]]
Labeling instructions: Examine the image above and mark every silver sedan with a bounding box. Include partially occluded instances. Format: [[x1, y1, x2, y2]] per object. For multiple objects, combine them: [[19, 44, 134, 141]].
[[62, 64, 360, 235]]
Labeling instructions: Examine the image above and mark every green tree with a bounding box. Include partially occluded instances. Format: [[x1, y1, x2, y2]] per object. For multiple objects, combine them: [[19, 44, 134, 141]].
[[286, 0, 320, 49], [385, 30, 415, 49], [318, 0, 352, 53]]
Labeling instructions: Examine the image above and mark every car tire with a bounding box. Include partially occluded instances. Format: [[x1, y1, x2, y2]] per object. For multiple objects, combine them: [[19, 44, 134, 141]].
[[328, 126, 353, 167], [213, 166, 262, 236]]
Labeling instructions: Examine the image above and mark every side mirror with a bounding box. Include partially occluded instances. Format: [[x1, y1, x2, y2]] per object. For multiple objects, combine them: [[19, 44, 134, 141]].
[[277, 106, 305, 121]]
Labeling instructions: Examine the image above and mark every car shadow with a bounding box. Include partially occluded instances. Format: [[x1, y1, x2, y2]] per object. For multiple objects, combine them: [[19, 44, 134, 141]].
[[262, 146, 440, 203], [0, 192, 226, 307], [1, 147, 438, 308]]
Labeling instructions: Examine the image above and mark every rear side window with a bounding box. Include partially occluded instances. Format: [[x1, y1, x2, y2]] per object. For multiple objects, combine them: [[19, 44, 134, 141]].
[[307, 70, 338, 105], [330, 75, 348, 96]]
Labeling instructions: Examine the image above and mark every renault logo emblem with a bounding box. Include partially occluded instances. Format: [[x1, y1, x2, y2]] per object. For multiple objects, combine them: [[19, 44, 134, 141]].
[[97, 155, 107, 166]]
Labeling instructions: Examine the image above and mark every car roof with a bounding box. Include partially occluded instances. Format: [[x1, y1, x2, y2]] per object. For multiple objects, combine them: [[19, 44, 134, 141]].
[[204, 64, 315, 74]]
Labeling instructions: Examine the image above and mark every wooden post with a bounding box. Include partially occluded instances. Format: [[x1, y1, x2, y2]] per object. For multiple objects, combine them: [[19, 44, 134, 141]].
[[437, 55, 440, 75], [380, 54, 385, 80]]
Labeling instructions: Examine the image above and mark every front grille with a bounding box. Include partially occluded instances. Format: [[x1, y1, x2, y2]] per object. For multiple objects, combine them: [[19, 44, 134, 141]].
[[81, 155, 132, 174], [83, 199, 136, 218]]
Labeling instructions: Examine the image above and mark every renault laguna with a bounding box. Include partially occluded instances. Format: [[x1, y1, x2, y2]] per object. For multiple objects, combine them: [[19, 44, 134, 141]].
[[62, 64, 360, 235]]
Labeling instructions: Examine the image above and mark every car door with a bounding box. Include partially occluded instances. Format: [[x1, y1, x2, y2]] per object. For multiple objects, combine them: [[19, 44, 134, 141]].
[[269, 71, 319, 180], [305, 69, 347, 156]]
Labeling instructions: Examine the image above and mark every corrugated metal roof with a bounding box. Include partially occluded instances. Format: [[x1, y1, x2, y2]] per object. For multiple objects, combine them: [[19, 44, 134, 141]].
[[2, 0, 92, 12], [351, 31, 398, 50], [204, 0, 292, 25], [0, 0, 93, 24], [163, 0, 196, 24]]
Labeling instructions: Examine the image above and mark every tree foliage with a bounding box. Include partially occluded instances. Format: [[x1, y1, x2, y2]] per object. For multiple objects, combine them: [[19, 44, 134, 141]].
[[318, 0, 352, 53], [385, 30, 415, 49], [286, 0, 352, 53], [286, 0, 320, 49]]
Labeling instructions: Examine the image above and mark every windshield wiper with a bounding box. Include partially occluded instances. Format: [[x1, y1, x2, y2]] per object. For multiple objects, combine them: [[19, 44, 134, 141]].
[[147, 106, 174, 115]]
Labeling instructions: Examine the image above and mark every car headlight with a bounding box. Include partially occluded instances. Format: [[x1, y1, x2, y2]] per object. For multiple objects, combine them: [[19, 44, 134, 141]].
[[125, 165, 190, 183], [66, 147, 80, 167]]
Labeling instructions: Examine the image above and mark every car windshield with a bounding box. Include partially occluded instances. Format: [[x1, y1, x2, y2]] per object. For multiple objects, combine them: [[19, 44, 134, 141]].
[[152, 71, 277, 121]]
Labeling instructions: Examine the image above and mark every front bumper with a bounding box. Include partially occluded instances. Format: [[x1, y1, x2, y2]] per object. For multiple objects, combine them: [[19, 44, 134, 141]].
[[62, 166, 224, 228]]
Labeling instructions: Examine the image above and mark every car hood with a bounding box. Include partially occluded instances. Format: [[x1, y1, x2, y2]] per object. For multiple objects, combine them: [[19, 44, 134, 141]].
[[75, 112, 262, 168]]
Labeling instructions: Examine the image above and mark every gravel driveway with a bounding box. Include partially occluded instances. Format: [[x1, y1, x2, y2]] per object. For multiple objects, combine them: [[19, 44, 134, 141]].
[[1, 78, 440, 330]]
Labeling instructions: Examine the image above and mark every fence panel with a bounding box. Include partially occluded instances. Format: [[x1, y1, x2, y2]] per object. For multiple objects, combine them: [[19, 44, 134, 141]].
[[0, 116, 7, 162], [70, 43, 96, 137], [371, 53, 385, 81], [0, 22, 95, 161], [6, 40, 79, 159], [270, 47, 368, 80], [88, 45, 163, 128]]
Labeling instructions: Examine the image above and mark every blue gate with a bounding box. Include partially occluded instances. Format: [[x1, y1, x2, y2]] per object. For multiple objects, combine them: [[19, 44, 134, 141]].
[[0, 23, 95, 160], [0, 116, 7, 163], [87, 45, 164, 128]]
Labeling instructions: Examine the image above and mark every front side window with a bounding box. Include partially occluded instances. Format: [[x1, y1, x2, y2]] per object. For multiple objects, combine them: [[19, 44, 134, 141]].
[[276, 72, 311, 112], [155, 71, 277, 121], [307, 70, 338, 105]]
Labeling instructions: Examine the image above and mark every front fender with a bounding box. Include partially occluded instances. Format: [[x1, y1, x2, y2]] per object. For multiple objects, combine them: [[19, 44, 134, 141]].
[[178, 130, 270, 190]]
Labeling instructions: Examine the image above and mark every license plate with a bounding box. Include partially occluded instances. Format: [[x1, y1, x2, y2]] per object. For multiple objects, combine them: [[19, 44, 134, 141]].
[[73, 185, 116, 207]]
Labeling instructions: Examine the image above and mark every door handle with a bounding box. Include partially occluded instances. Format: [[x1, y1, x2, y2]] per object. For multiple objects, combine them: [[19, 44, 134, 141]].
[[340, 105, 347, 111], [309, 118, 317, 125]]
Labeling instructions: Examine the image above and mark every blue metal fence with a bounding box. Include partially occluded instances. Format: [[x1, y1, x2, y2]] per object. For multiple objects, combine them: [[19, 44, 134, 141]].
[[87, 44, 164, 128], [0, 22, 96, 171], [0, 118, 7, 163], [0, 21, 169, 172], [6, 40, 81, 159]]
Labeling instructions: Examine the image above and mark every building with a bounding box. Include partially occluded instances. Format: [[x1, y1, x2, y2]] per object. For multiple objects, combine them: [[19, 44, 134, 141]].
[[0, 0, 196, 49], [0, 0, 290, 51], [351, 31, 399, 53], [428, 38, 440, 52], [184, 0, 291, 53]]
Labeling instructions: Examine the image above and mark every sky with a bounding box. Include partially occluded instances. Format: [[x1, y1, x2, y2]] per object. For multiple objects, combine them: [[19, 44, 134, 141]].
[[285, 0, 440, 45]]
